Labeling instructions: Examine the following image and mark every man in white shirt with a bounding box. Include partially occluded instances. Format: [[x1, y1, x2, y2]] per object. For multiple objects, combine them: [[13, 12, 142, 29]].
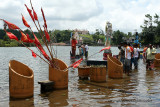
[[124, 42, 131, 75], [85, 44, 89, 58], [133, 44, 140, 69]]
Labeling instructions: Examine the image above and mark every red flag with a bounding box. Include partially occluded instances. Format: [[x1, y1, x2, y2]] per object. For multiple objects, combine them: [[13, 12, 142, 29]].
[[5, 31, 19, 41], [37, 45, 50, 61], [41, 8, 47, 29], [44, 28, 50, 42], [26, 34, 34, 43], [3, 20, 20, 30], [73, 62, 81, 68], [32, 34, 49, 60], [25, 4, 34, 22], [99, 46, 111, 53], [129, 46, 133, 52], [20, 31, 29, 42], [31, 50, 36, 58], [33, 9, 38, 21], [33, 34, 41, 46], [22, 15, 30, 28], [70, 58, 83, 67]]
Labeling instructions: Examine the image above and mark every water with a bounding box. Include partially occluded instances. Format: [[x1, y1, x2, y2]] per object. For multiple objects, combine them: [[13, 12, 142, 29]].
[[0, 46, 160, 107]]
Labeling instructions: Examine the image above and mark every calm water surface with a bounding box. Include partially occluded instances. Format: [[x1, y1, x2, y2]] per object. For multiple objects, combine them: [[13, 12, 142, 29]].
[[0, 46, 160, 107]]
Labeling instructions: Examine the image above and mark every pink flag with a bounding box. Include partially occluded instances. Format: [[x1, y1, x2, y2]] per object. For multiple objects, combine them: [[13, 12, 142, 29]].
[[99, 46, 111, 53]]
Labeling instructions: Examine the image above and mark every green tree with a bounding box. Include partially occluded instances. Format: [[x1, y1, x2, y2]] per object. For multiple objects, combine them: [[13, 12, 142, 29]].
[[140, 13, 160, 45], [112, 30, 126, 45]]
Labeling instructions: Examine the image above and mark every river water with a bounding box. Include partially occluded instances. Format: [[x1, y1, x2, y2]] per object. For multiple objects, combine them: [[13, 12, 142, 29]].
[[0, 46, 160, 107]]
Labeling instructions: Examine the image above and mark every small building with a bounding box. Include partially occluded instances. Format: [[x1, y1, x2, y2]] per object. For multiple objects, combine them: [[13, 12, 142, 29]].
[[74, 29, 89, 35]]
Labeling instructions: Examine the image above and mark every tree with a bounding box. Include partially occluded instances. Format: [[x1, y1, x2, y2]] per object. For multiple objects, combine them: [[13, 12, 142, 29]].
[[140, 13, 160, 45], [112, 30, 126, 45]]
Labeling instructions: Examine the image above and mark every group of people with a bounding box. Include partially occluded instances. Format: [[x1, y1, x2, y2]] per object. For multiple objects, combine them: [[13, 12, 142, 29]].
[[78, 44, 89, 59], [118, 42, 140, 75], [118, 42, 157, 75]]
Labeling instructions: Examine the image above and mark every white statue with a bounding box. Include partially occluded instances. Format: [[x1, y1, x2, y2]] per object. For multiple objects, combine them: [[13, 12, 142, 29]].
[[105, 21, 112, 47]]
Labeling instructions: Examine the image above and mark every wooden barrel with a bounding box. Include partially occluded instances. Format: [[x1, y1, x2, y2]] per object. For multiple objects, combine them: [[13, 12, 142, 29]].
[[9, 60, 34, 98], [107, 55, 123, 79], [78, 66, 90, 79], [90, 66, 106, 82], [49, 58, 68, 89], [154, 53, 160, 67]]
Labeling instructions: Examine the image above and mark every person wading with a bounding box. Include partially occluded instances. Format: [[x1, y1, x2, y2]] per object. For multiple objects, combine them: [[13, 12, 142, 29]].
[[146, 44, 156, 70], [124, 42, 132, 75], [118, 45, 125, 71], [133, 44, 140, 69]]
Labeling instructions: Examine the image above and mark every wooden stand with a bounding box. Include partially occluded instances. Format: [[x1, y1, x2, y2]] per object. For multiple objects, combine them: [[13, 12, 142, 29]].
[[78, 66, 90, 80], [38, 80, 54, 93]]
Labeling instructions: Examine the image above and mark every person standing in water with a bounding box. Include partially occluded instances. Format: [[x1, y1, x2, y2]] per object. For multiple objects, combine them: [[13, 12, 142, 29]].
[[124, 42, 132, 75], [133, 44, 140, 69], [85, 44, 89, 59], [146, 44, 156, 70]]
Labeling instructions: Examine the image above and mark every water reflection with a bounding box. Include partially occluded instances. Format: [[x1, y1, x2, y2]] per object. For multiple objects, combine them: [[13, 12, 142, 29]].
[[43, 90, 69, 107], [9, 97, 34, 107]]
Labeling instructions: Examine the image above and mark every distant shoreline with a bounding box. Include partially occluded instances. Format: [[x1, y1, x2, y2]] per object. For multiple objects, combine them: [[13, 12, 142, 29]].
[[51, 43, 108, 46]]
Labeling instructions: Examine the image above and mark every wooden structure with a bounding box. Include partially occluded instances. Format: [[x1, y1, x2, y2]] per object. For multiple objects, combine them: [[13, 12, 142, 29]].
[[107, 55, 123, 79], [87, 59, 107, 67], [154, 53, 160, 67], [49, 58, 68, 89], [90, 66, 106, 82], [9, 60, 34, 98], [78, 66, 90, 80], [38, 80, 54, 93]]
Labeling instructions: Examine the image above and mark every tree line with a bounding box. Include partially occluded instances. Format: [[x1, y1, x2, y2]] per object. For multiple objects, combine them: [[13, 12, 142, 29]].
[[0, 13, 160, 47]]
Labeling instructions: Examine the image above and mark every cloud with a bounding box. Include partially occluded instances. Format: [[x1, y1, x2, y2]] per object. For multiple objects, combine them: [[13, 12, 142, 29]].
[[0, 0, 160, 34]]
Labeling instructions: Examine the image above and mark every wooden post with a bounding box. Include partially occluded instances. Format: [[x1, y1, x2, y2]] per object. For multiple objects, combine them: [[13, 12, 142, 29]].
[[38, 80, 54, 93]]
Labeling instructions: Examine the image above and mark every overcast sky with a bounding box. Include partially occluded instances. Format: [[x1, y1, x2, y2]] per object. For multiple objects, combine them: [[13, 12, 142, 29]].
[[0, 0, 160, 34]]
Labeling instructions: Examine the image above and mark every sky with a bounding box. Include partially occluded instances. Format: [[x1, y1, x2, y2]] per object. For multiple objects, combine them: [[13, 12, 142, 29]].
[[0, 0, 160, 34]]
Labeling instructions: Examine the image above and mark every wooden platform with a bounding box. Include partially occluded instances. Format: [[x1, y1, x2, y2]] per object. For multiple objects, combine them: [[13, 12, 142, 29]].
[[38, 80, 54, 93]]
